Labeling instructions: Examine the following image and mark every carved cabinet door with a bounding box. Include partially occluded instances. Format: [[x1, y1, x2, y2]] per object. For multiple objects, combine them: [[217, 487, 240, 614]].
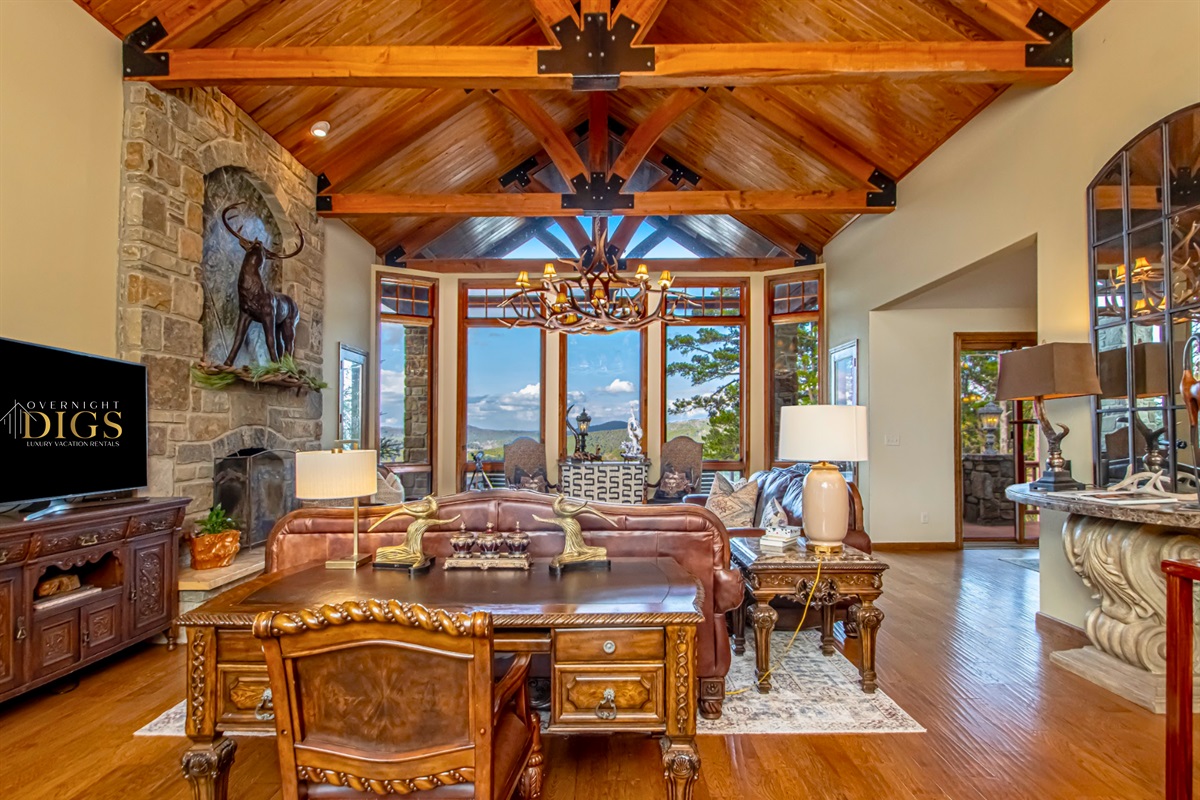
[[0, 567, 24, 696], [82, 593, 123, 659], [129, 534, 172, 639], [32, 607, 81, 680]]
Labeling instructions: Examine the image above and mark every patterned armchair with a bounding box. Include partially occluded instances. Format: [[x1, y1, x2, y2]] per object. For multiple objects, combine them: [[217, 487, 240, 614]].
[[645, 435, 703, 503], [504, 437, 557, 493]]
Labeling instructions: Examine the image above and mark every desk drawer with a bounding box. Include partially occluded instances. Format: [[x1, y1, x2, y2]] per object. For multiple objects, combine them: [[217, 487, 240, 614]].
[[36, 522, 126, 556], [554, 628, 664, 663], [552, 665, 664, 728]]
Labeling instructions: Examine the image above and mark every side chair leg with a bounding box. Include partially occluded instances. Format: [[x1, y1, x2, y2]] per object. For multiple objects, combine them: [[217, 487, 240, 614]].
[[519, 715, 544, 799]]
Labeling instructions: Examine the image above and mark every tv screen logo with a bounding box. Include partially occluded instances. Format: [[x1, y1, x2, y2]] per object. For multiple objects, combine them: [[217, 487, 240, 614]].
[[2, 400, 124, 446]]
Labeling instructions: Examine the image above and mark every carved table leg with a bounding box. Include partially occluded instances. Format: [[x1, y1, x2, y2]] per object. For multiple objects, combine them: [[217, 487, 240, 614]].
[[820, 602, 835, 656], [660, 737, 700, 800], [519, 716, 544, 799], [858, 598, 885, 693], [749, 602, 778, 693], [181, 737, 237, 800], [699, 677, 724, 720], [845, 602, 860, 639], [730, 601, 746, 656]]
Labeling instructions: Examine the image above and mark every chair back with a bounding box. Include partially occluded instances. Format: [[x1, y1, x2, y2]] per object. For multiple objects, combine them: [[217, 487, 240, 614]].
[[254, 601, 496, 800], [653, 436, 703, 502], [504, 437, 553, 492]]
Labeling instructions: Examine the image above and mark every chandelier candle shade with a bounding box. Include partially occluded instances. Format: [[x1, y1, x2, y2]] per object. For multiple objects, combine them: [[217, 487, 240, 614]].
[[500, 228, 695, 333], [778, 405, 869, 554], [996, 342, 1101, 491], [295, 448, 378, 569]]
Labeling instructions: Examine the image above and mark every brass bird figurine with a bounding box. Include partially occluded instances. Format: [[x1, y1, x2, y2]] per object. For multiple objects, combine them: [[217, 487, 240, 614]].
[[369, 496, 461, 570], [535, 495, 617, 568]]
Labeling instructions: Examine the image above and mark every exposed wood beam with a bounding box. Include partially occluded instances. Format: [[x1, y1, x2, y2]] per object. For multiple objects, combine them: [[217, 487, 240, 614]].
[[933, 0, 1044, 41], [712, 87, 882, 186], [526, 0, 578, 43], [135, 41, 1070, 89], [588, 92, 610, 174], [609, 88, 707, 184], [610, 174, 675, 255], [386, 217, 462, 260], [147, 0, 271, 51], [627, 228, 669, 258], [490, 90, 587, 187], [642, 216, 720, 257], [523, 176, 590, 251], [400, 257, 801, 274], [535, 228, 576, 257], [612, 0, 671, 44], [318, 89, 479, 193], [321, 189, 893, 217], [580, 0, 610, 16]]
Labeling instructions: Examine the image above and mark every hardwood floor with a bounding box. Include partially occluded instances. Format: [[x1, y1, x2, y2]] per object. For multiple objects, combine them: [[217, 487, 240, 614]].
[[0, 549, 1177, 799]]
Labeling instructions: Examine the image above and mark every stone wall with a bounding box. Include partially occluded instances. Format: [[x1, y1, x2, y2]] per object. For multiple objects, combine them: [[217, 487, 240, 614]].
[[117, 83, 324, 513], [402, 326, 432, 497], [962, 454, 1017, 525]]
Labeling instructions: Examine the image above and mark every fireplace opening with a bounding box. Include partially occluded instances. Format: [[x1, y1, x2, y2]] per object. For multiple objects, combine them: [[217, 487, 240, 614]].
[[213, 448, 298, 548]]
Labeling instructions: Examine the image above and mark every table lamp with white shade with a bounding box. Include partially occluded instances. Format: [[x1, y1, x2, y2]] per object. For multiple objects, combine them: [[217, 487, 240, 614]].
[[295, 448, 378, 569], [778, 405, 869, 554]]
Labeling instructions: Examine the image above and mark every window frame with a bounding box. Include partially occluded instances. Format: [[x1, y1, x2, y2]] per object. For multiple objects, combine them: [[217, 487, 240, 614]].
[[375, 273, 438, 479], [558, 330, 648, 461], [765, 270, 825, 468], [336, 343, 368, 450], [457, 279, 547, 480], [660, 277, 749, 473]]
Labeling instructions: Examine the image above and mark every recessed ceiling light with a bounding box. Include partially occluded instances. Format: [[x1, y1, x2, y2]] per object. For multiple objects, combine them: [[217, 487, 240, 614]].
[[310, 121, 331, 138]]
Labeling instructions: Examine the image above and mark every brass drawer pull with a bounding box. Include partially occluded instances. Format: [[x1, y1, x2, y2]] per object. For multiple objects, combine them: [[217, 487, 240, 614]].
[[255, 689, 275, 721], [0, 549, 8, 565], [15, 617, 26, 641], [79, 534, 99, 547], [595, 688, 617, 720], [602, 640, 616, 654]]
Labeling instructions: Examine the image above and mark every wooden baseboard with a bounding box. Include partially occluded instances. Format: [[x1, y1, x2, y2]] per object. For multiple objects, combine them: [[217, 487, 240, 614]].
[[1035, 611, 1090, 648], [871, 541, 958, 551]]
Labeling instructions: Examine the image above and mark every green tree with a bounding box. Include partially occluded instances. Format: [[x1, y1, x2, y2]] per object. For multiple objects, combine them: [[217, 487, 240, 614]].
[[666, 326, 742, 460]]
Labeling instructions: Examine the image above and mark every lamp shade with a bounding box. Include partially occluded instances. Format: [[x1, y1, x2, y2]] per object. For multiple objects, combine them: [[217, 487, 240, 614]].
[[295, 449, 378, 499], [779, 405, 868, 463], [996, 342, 1101, 401]]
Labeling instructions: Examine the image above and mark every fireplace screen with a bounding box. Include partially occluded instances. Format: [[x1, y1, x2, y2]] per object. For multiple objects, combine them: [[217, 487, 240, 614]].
[[213, 448, 298, 548]]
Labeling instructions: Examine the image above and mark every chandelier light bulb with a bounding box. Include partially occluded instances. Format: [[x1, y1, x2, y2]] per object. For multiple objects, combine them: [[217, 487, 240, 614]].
[[310, 120, 331, 138]]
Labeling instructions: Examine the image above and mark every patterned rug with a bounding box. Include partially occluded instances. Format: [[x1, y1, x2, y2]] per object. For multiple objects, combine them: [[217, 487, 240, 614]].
[[135, 631, 922, 737], [999, 555, 1040, 572]]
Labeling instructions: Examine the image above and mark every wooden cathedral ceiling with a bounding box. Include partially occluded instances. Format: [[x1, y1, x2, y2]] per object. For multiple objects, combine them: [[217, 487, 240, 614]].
[[79, 0, 1107, 263]]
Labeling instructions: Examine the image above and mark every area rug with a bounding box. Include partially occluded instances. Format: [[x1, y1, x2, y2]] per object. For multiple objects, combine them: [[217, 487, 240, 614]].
[[135, 631, 922, 738], [999, 555, 1040, 572]]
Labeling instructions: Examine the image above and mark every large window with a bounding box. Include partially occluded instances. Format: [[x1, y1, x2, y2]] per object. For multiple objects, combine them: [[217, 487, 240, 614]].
[[377, 275, 436, 494], [459, 282, 545, 485], [562, 330, 645, 459], [768, 272, 823, 464], [664, 281, 747, 469]]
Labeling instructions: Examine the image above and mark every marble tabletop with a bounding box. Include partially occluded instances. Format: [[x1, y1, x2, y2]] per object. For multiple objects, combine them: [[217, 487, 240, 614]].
[[730, 536, 888, 572], [1006, 483, 1200, 528]]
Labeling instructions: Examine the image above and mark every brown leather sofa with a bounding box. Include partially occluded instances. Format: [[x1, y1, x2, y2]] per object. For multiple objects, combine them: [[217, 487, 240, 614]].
[[265, 489, 743, 718], [685, 464, 870, 552]]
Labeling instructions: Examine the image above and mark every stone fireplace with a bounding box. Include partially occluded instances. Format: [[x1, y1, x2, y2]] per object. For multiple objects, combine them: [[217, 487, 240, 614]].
[[117, 83, 326, 519]]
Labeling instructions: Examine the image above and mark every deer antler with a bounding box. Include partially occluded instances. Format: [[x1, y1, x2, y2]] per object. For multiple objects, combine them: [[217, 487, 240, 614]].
[[264, 223, 305, 260], [220, 203, 254, 250]]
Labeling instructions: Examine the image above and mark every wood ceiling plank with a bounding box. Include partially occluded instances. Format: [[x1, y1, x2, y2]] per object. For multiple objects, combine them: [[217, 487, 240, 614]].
[[135, 40, 1070, 89], [612, 0, 671, 44], [320, 189, 892, 217], [526, 0, 578, 42], [491, 90, 588, 186], [148, 0, 271, 50], [931, 0, 1044, 40], [609, 87, 707, 184]]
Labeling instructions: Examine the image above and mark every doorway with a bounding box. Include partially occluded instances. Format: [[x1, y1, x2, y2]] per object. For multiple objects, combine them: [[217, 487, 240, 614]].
[[954, 332, 1039, 546]]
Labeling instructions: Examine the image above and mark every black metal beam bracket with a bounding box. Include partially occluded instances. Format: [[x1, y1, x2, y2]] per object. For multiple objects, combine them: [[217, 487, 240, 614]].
[[384, 245, 406, 267], [661, 155, 701, 186], [1025, 8, 1072, 68], [499, 156, 540, 188], [795, 245, 818, 266], [866, 168, 897, 208], [123, 17, 170, 77], [563, 172, 633, 213], [537, 13, 656, 91]]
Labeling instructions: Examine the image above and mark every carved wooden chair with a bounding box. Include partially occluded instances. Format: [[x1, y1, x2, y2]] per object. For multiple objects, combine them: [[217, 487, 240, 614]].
[[503, 437, 557, 493], [645, 436, 703, 503], [253, 600, 542, 800]]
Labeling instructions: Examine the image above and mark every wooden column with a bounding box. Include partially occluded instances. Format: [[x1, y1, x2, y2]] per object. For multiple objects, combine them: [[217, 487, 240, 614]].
[[1164, 558, 1200, 800]]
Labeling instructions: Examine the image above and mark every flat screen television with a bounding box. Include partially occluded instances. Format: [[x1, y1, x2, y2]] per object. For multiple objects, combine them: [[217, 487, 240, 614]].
[[0, 337, 149, 508]]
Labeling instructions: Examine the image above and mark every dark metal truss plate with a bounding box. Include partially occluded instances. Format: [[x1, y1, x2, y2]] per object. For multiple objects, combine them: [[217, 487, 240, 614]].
[[537, 12, 656, 91]]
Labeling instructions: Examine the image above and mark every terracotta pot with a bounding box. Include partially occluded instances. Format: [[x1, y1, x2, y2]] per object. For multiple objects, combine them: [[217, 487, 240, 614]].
[[189, 530, 241, 570]]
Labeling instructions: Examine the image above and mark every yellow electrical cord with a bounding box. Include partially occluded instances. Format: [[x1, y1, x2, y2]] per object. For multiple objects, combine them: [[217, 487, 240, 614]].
[[727, 557, 823, 696]]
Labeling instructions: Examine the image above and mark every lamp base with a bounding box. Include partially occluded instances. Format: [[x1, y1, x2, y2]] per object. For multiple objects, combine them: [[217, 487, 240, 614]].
[[325, 554, 371, 570], [800, 462, 850, 553], [805, 540, 844, 555]]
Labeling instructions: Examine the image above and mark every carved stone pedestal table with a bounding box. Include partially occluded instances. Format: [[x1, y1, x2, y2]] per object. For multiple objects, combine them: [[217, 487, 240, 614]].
[[730, 537, 888, 693], [1008, 484, 1200, 713]]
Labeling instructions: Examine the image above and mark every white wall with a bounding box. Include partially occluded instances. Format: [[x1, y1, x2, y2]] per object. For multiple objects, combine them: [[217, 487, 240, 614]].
[[825, 0, 1200, 623], [868, 306, 1037, 543], [321, 220, 376, 447], [0, 0, 123, 356]]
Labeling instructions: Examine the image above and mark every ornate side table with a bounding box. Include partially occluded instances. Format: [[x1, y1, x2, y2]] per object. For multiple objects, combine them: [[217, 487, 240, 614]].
[[730, 537, 889, 693]]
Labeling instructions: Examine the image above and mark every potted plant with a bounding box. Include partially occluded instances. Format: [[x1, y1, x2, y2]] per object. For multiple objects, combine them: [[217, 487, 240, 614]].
[[189, 504, 242, 570]]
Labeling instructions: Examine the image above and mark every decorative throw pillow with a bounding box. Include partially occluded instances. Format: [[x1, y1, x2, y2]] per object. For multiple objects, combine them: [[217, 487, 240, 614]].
[[705, 473, 759, 528], [760, 498, 788, 528]]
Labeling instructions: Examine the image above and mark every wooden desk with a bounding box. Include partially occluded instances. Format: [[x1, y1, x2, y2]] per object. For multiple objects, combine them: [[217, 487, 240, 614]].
[[731, 537, 888, 693], [177, 557, 704, 800]]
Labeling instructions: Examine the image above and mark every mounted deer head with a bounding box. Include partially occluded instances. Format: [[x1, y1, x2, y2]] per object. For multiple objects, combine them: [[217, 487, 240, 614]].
[[221, 202, 305, 260]]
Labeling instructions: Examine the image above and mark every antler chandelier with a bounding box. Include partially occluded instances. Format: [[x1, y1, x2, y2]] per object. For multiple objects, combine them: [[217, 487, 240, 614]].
[[499, 228, 695, 334], [1096, 219, 1200, 324]]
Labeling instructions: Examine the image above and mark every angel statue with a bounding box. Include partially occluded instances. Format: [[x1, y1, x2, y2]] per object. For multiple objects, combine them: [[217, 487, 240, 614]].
[[368, 496, 461, 570], [535, 495, 618, 569], [621, 405, 644, 461]]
